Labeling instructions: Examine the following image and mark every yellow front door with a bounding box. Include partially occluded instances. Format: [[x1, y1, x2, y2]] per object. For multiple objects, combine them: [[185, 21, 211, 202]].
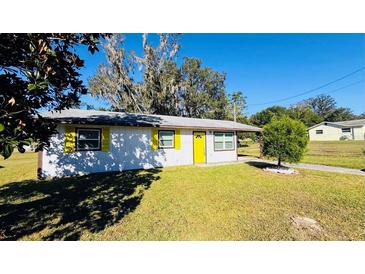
[[193, 131, 206, 163]]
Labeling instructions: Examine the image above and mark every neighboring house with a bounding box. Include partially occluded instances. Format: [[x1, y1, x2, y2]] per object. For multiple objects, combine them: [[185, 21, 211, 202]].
[[39, 109, 262, 177], [307, 119, 365, 141]]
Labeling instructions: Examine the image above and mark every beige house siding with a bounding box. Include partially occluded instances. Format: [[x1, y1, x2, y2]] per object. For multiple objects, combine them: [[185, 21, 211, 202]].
[[308, 124, 365, 141], [308, 124, 342, 141], [353, 125, 365, 140]]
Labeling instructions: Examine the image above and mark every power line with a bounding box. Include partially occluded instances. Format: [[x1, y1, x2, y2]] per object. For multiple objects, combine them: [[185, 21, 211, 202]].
[[247, 66, 365, 106], [321, 79, 364, 96]]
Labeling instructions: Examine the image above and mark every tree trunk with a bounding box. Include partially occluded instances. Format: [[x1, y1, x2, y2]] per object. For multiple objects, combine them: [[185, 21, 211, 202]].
[[257, 133, 264, 159], [278, 157, 281, 167]]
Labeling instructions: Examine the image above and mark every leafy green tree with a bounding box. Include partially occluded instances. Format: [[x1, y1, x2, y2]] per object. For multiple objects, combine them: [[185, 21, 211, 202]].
[[250, 106, 288, 127], [325, 107, 356, 122], [288, 104, 322, 127], [262, 116, 308, 167], [180, 57, 229, 119], [301, 94, 336, 120], [357, 112, 365, 119], [0, 33, 103, 159], [301, 94, 357, 122]]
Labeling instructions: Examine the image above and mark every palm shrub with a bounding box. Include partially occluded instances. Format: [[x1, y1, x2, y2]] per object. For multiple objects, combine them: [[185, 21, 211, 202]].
[[262, 116, 308, 167]]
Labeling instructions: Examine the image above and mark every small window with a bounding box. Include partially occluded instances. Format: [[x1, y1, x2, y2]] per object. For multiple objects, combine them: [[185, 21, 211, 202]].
[[76, 128, 101, 151], [214, 132, 234, 151], [316, 130, 323, 134], [342, 128, 351, 133], [158, 130, 174, 149]]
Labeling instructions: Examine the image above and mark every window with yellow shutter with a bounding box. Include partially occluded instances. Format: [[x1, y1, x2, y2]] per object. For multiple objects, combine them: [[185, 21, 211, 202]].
[[151, 128, 181, 150], [158, 130, 175, 149], [76, 128, 101, 151]]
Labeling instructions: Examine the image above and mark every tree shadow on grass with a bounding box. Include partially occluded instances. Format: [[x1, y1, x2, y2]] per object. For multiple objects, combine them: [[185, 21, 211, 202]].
[[245, 161, 278, 169], [237, 153, 260, 158], [0, 168, 161, 240]]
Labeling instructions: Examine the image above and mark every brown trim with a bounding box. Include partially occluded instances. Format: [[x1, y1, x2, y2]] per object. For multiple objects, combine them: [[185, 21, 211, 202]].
[[37, 151, 43, 179], [192, 131, 207, 164], [75, 127, 102, 151], [213, 131, 235, 152], [158, 129, 175, 149]]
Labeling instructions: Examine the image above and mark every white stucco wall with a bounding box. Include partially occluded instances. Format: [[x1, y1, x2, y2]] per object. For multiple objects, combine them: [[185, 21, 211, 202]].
[[353, 125, 365, 140], [41, 125, 238, 177], [308, 124, 365, 141], [206, 130, 237, 163], [308, 124, 342, 141]]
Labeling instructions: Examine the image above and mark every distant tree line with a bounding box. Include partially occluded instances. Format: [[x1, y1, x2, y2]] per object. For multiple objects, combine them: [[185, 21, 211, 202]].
[[250, 94, 365, 128]]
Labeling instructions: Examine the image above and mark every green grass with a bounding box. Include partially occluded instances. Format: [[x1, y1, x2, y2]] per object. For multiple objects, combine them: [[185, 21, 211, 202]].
[[302, 141, 365, 169], [0, 153, 364, 240], [238, 143, 261, 158], [0, 152, 37, 186], [238, 141, 365, 169]]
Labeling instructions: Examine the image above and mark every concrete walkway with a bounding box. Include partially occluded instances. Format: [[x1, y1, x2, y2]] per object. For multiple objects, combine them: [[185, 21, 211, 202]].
[[237, 156, 365, 176]]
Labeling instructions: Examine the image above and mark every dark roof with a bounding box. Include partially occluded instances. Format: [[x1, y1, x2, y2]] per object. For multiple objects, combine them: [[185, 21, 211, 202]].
[[307, 119, 365, 130], [329, 119, 365, 127], [40, 109, 262, 132]]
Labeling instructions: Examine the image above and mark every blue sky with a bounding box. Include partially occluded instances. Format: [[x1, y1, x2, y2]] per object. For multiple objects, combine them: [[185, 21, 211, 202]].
[[77, 33, 365, 115]]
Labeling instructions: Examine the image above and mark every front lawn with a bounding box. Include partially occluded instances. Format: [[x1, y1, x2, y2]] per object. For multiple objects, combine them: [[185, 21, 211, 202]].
[[0, 152, 37, 185], [238, 141, 365, 169], [0, 153, 363, 240], [302, 141, 365, 169]]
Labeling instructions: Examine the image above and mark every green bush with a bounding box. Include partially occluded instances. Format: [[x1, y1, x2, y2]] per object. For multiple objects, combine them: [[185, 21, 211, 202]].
[[263, 116, 308, 166]]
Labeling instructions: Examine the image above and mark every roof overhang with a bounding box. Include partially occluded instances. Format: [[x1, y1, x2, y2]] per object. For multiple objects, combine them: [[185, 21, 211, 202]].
[[40, 110, 262, 133], [49, 118, 262, 132], [307, 121, 363, 131]]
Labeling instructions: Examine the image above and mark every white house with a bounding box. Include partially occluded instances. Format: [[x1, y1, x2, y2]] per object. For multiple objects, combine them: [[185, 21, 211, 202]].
[[39, 109, 262, 178], [307, 119, 365, 141]]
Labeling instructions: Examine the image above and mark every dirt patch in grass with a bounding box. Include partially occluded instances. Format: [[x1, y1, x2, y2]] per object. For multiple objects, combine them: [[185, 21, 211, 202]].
[[290, 215, 324, 240]]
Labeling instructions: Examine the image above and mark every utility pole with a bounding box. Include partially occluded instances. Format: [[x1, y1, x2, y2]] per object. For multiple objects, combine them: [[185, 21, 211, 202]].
[[233, 101, 236, 122]]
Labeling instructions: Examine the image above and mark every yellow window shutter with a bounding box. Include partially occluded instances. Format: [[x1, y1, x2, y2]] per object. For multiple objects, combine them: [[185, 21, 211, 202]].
[[101, 127, 110, 152], [64, 125, 76, 153], [151, 128, 159, 150], [175, 129, 181, 150]]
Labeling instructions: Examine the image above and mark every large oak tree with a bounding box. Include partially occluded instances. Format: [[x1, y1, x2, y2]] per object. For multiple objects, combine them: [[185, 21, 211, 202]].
[[89, 34, 231, 120], [88, 33, 181, 114]]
